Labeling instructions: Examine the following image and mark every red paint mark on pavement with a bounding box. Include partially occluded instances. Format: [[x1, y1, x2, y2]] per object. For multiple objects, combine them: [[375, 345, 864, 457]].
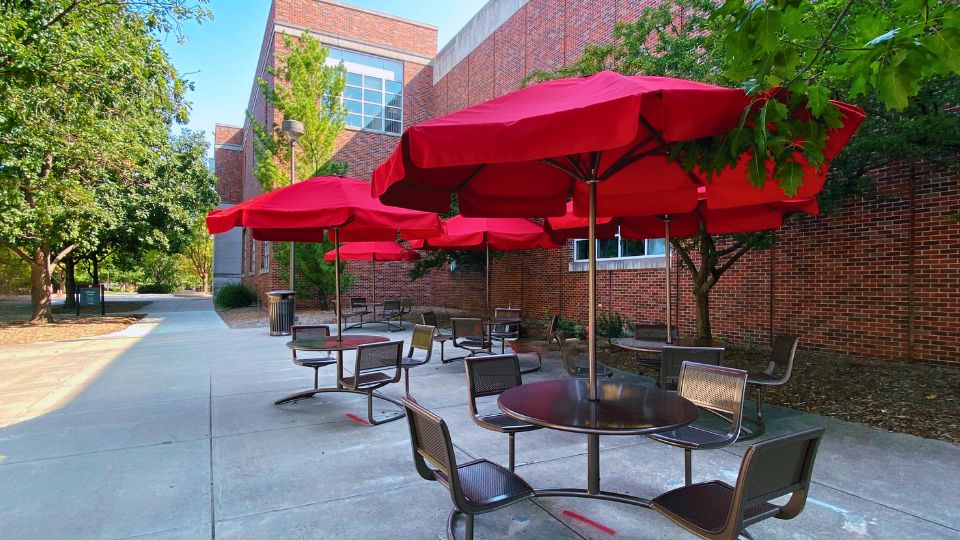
[[561, 510, 617, 536], [345, 413, 370, 425]]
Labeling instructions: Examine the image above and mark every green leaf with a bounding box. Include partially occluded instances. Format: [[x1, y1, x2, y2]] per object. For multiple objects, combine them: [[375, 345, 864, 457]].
[[877, 64, 917, 110], [806, 85, 830, 116], [747, 150, 766, 188], [778, 160, 804, 196], [755, 10, 783, 52]]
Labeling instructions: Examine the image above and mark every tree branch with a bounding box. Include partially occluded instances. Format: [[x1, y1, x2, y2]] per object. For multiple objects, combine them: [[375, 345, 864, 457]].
[[1, 240, 34, 265], [776, 0, 856, 94], [52, 244, 78, 266], [716, 240, 745, 258], [716, 243, 754, 276]]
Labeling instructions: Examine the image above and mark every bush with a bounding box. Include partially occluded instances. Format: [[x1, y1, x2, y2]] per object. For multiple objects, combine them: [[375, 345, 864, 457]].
[[137, 283, 174, 294], [547, 314, 586, 341], [596, 311, 627, 340], [214, 283, 257, 309]]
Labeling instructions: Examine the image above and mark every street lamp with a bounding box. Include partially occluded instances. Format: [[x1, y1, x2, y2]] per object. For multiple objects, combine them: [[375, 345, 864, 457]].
[[281, 119, 305, 291]]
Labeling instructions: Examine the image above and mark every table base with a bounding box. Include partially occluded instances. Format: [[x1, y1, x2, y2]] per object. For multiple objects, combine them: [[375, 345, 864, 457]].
[[532, 488, 651, 508], [273, 387, 405, 425]]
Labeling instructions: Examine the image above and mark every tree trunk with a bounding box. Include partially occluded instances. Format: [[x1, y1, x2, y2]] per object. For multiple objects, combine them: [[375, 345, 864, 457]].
[[64, 254, 76, 308], [694, 285, 712, 341], [92, 255, 100, 284], [29, 247, 54, 323], [202, 273, 209, 293]]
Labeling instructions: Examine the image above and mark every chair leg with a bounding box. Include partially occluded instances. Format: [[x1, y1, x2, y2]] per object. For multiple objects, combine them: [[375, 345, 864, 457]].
[[684, 448, 692, 486], [404, 368, 411, 395], [755, 386, 766, 430], [365, 390, 405, 426], [465, 513, 474, 540], [508, 432, 516, 472], [313, 367, 319, 390]]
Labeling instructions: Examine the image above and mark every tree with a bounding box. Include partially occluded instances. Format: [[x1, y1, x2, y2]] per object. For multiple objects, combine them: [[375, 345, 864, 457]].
[[248, 33, 347, 190], [527, 0, 960, 340], [181, 222, 214, 293], [0, 1, 209, 322], [273, 242, 355, 310]]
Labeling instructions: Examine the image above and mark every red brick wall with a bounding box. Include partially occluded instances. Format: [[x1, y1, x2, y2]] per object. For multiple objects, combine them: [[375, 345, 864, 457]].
[[214, 125, 243, 204]]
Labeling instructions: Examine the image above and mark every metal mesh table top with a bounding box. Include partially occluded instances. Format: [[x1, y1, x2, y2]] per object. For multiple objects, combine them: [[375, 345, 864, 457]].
[[286, 334, 389, 352], [498, 379, 698, 436]]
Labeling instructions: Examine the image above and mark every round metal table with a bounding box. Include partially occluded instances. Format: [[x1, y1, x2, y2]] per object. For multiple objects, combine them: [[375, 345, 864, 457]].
[[276, 334, 390, 405], [498, 379, 699, 506]]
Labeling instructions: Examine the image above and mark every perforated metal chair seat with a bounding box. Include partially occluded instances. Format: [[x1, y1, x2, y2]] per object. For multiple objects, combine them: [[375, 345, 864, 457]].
[[433, 459, 534, 507], [652, 481, 779, 535], [746, 371, 780, 384], [649, 425, 737, 450], [293, 357, 336, 369], [567, 363, 614, 378], [401, 355, 430, 369], [473, 412, 539, 434], [459, 338, 490, 350], [339, 371, 395, 389]]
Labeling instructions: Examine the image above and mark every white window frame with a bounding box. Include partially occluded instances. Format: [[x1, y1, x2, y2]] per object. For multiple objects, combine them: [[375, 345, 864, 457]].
[[572, 228, 666, 262], [250, 238, 257, 275], [327, 47, 403, 137], [260, 241, 270, 273]]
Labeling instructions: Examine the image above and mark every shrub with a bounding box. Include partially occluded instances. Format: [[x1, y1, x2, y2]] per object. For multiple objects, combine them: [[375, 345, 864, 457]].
[[547, 314, 586, 341], [214, 283, 257, 309], [596, 311, 627, 340], [137, 283, 174, 294]]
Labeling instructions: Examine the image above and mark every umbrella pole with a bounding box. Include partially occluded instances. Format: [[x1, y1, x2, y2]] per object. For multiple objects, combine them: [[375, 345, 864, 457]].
[[588, 181, 598, 401], [486, 243, 491, 316], [372, 259, 377, 305], [335, 228, 342, 342], [664, 218, 672, 344]]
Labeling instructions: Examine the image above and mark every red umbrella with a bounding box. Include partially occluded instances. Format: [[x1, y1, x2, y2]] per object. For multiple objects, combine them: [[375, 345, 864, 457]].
[[410, 215, 561, 313], [372, 71, 864, 402], [206, 176, 441, 340], [322, 241, 420, 305]]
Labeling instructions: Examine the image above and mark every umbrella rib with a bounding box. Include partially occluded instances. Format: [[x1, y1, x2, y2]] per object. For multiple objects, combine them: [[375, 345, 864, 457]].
[[636, 117, 706, 186], [452, 164, 487, 191], [595, 133, 661, 181], [538, 157, 585, 181]]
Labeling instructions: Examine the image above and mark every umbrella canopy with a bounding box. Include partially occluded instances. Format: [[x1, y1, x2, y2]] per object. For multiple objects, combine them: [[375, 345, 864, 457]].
[[206, 176, 441, 341], [410, 216, 561, 251], [322, 241, 421, 262], [410, 216, 561, 313], [371, 71, 864, 415], [206, 176, 441, 242]]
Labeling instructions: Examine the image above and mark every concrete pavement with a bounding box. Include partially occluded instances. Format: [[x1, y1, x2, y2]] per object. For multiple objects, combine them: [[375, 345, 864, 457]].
[[0, 295, 957, 539]]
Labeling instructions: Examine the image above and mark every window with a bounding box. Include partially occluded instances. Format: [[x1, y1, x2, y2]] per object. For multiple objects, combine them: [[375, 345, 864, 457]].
[[261, 242, 270, 272], [573, 228, 666, 261], [250, 238, 257, 274], [327, 47, 403, 135]]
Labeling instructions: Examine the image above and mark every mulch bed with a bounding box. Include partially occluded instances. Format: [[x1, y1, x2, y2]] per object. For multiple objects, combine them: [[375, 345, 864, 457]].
[[599, 343, 960, 445], [0, 298, 150, 344]]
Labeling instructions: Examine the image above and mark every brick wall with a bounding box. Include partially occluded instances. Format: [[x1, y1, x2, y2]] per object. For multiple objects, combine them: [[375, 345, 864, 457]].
[[214, 125, 243, 204]]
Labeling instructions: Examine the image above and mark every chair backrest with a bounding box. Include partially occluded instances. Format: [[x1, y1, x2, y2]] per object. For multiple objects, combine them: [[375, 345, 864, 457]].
[[421, 311, 439, 327], [722, 427, 825, 534], [401, 297, 414, 309], [678, 361, 748, 439], [464, 354, 522, 415], [348, 341, 402, 386], [350, 297, 367, 309], [401, 396, 458, 483], [409, 324, 435, 360], [765, 335, 799, 383], [560, 338, 585, 376], [451, 317, 484, 341], [494, 307, 521, 319], [661, 346, 724, 390], [549, 315, 559, 336], [633, 323, 679, 341], [290, 325, 330, 359], [382, 299, 400, 313]]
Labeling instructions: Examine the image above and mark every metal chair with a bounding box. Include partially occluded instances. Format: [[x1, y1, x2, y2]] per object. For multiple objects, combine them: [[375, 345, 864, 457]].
[[381, 299, 403, 331], [746, 335, 799, 433], [401, 396, 534, 540], [561, 338, 613, 379], [631, 322, 679, 375], [660, 345, 725, 391], [651, 427, 825, 540], [342, 297, 372, 329], [399, 297, 414, 325], [450, 318, 492, 361], [422, 311, 452, 363], [274, 325, 336, 405], [338, 341, 405, 425], [648, 362, 748, 486], [463, 354, 541, 472], [402, 324, 434, 394], [490, 307, 521, 353], [546, 315, 563, 349]]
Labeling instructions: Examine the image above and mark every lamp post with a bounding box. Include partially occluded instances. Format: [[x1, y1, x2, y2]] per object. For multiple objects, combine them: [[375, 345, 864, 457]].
[[281, 119, 305, 292]]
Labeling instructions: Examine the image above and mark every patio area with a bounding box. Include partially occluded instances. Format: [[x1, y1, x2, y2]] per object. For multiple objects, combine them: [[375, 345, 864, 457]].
[[0, 296, 957, 539]]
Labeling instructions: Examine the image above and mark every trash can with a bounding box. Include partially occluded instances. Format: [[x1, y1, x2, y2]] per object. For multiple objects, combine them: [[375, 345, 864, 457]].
[[267, 290, 295, 336]]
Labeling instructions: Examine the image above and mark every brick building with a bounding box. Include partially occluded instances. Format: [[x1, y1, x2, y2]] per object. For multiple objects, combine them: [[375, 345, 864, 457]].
[[214, 0, 959, 365]]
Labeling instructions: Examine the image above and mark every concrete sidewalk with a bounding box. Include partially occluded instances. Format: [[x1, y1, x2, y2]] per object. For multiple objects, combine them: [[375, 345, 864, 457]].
[[0, 296, 957, 539]]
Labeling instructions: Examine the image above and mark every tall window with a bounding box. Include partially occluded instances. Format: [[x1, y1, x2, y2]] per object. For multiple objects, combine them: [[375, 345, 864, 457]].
[[261, 242, 270, 272], [250, 238, 257, 274], [327, 47, 403, 135], [573, 228, 666, 261]]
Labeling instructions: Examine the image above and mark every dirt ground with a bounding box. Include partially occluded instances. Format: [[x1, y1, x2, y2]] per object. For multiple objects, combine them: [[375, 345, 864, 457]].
[[0, 296, 148, 344]]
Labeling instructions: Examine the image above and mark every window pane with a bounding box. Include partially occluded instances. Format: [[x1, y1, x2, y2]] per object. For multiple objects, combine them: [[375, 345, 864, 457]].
[[621, 238, 646, 257], [646, 238, 666, 255], [345, 100, 362, 114], [363, 103, 383, 118], [386, 93, 402, 108], [385, 120, 401, 134], [363, 76, 383, 90], [384, 106, 401, 121], [346, 72, 362, 86], [574, 240, 588, 261], [344, 86, 362, 100], [364, 116, 383, 131], [363, 89, 382, 103], [597, 239, 618, 259], [346, 113, 362, 128], [385, 80, 402, 94]]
